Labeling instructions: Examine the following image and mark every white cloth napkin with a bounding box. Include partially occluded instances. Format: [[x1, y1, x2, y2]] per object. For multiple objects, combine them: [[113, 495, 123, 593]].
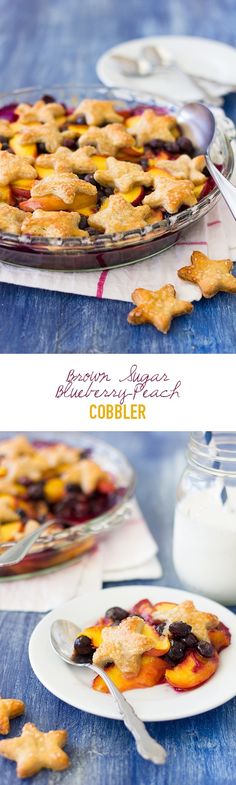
[[0, 499, 162, 612], [0, 111, 235, 304]]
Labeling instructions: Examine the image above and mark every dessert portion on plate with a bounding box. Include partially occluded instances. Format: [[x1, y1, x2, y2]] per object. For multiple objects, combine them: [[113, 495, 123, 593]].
[[0, 435, 118, 546], [73, 597, 231, 692], [0, 96, 216, 239]]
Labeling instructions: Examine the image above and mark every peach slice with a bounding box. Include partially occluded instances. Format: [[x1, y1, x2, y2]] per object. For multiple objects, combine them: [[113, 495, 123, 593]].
[[165, 651, 219, 691], [148, 152, 170, 163], [0, 521, 23, 542], [153, 602, 178, 616], [123, 185, 145, 206], [36, 165, 54, 179], [0, 184, 14, 204], [142, 623, 170, 656], [117, 145, 144, 160], [20, 191, 97, 213], [125, 116, 140, 131], [79, 624, 105, 648], [147, 208, 164, 224], [10, 133, 37, 158], [43, 478, 65, 503], [131, 598, 154, 620], [209, 623, 231, 652], [11, 179, 36, 201], [90, 155, 108, 170], [67, 123, 88, 137], [194, 183, 205, 200], [93, 654, 167, 693], [148, 166, 175, 180]]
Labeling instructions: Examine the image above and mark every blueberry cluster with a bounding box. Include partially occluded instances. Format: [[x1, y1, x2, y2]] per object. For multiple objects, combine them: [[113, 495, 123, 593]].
[[159, 621, 214, 665]]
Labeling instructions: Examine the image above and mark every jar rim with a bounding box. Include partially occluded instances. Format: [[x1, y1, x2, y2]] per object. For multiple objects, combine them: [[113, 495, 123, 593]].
[[187, 432, 236, 477]]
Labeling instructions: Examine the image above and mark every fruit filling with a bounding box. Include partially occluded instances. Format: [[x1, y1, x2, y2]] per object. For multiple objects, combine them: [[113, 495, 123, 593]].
[[0, 96, 219, 239], [72, 598, 231, 693], [0, 436, 122, 545]]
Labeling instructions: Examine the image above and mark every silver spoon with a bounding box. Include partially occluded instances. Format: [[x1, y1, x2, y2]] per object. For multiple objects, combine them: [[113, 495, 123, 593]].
[[50, 618, 167, 765], [141, 45, 223, 106], [0, 519, 58, 565], [176, 102, 236, 220]]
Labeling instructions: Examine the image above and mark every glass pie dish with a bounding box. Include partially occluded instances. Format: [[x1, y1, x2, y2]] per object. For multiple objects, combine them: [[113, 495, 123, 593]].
[[0, 84, 234, 272], [0, 435, 135, 580]]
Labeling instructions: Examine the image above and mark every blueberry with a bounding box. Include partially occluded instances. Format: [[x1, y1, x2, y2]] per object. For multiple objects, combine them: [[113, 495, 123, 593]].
[[197, 641, 214, 658], [37, 143, 47, 154], [62, 137, 77, 151], [27, 482, 44, 500], [16, 508, 28, 521], [148, 139, 164, 150], [73, 634, 95, 663], [168, 641, 186, 662], [88, 227, 98, 236], [79, 215, 89, 231], [104, 186, 114, 197], [105, 606, 129, 623], [155, 622, 166, 635], [74, 114, 86, 125], [169, 622, 192, 639], [183, 633, 198, 649], [177, 136, 195, 156], [139, 157, 149, 169], [84, 174, 97, 186], [66, 483, 82, 492], [165, 141, 179, 154], [41, 94, 56, 104]]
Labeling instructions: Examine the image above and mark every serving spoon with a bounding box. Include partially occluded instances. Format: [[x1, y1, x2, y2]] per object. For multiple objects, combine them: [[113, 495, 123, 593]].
[[0, 519, 59, 565], [177, 102, 236, 220], [50, 618, 167, 765]]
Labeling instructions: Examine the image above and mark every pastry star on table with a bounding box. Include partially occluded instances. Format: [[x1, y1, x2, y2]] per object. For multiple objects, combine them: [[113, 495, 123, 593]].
[[36, 145, 99, 174], [0, 151, 36, 185], [79, 123, 132, 156], [88, 193, 151, 233], [0, 722, 69, 778], [71, 98, 123, 125], [178, 251, 236, 297], [154, 154, 207, 185], [93, 616, 152, 675], [94, 156, 152, 192], [128, 109, 177, 146], [143, 176, 197, 213], [0, 698, 25, 735], [128, 285, 193, 334]]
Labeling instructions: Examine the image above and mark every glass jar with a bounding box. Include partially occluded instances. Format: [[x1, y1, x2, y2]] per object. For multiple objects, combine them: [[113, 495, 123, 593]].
[[173, 432, 236, 604]]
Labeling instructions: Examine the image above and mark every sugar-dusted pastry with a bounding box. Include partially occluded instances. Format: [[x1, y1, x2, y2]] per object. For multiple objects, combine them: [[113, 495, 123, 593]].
[[0, 151, 36, 185], [143, 176, 197, 213], [153, 600, 219, 642], [62, 458, 109, 495], [72, 98, 123, 126], [0, 120, 16, 139], [88, 193, 151, 233], [93, 616, 153, 675], [128, 285, 193, 333], [0, 698, 25, 735], [19, 122, 62, 153], [31, 172, 97, 205], [0, 203, 25, 234], [0, 722, 69, 778], [21, 209, 87, 238], [128, 109, 178, 146], [15, 100, 65, 125], [94, 156, 152, 192], [36, 145, 99, 174], [178, 250, 236, 297], [79, 123, 132, 156], [153, 154, 207, 185]]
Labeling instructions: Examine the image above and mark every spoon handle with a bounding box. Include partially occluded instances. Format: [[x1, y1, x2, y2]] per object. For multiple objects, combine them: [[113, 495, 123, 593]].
[[206, 154, 236, 220], [0, 520, 56, 565], [89, 663, 166, 764]]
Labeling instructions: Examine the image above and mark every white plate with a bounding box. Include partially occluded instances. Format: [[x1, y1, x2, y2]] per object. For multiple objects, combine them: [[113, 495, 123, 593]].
[[96, 36, 236, 102], [29, 585, 236, 722]]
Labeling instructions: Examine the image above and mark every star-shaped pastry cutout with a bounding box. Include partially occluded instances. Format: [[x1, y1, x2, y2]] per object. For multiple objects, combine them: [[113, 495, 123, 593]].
[[79, 123, 132, 156], [0, 722, 69, 778], [0, 698, 25, 735], [20, 122, 62, 153], [0, 203, 25, 234], [71, 98, 123, 125], [0, 120, 15, 139], [178, 251, 236, 297], [143, 176, 197, 213], [88, 194, 150, 233], [31, 172, 97, 204], [36, 145, 98, 174], [153, 154, 207, 185], [62, 458, 108, 494], [21, 209, 87, 238], [128, 285, 193, 333], [153, 601, 218, 641], [94, 156, 152, 192], [15, 100, 65, 124], [93, 616, 153, 675], [0, 151, 36, 185], [128, 109, 177, 147]]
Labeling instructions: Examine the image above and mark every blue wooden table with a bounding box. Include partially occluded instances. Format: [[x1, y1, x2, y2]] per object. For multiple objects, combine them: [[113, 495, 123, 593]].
[[0, 0, 236, 353], [0, 431, 235, 785]]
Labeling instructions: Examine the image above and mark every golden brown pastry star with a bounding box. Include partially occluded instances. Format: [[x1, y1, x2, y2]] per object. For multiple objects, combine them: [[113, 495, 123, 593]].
[[94, 156, 152, 192], [128, 285, 193, 334], [154, 154, 207, 185], [128, 109, 177, 146], [93, 616, 153, 675], [178, 251, 236, 297], [143, 176, 197, 213], [153, 600, 218, 641], [79, 123, 132, 156], [0, 151, 36, 185], [0, 722, 69, 778], [88, 193, 151, 233], [0, 698, 25, 735], [72, 98, 123, 125], [36, 145, 98, 174], [31, 172, 97, 205]]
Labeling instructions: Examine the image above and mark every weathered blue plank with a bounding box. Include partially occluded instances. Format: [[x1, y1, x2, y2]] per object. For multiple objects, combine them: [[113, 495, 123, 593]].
[[0, 0, 236, 352]]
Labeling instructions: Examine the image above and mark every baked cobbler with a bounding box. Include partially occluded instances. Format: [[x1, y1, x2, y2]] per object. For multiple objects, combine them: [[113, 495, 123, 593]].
[[0, 436, 120, 546], [0, 96, 216, 239], [72, 598, 231, 692]]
